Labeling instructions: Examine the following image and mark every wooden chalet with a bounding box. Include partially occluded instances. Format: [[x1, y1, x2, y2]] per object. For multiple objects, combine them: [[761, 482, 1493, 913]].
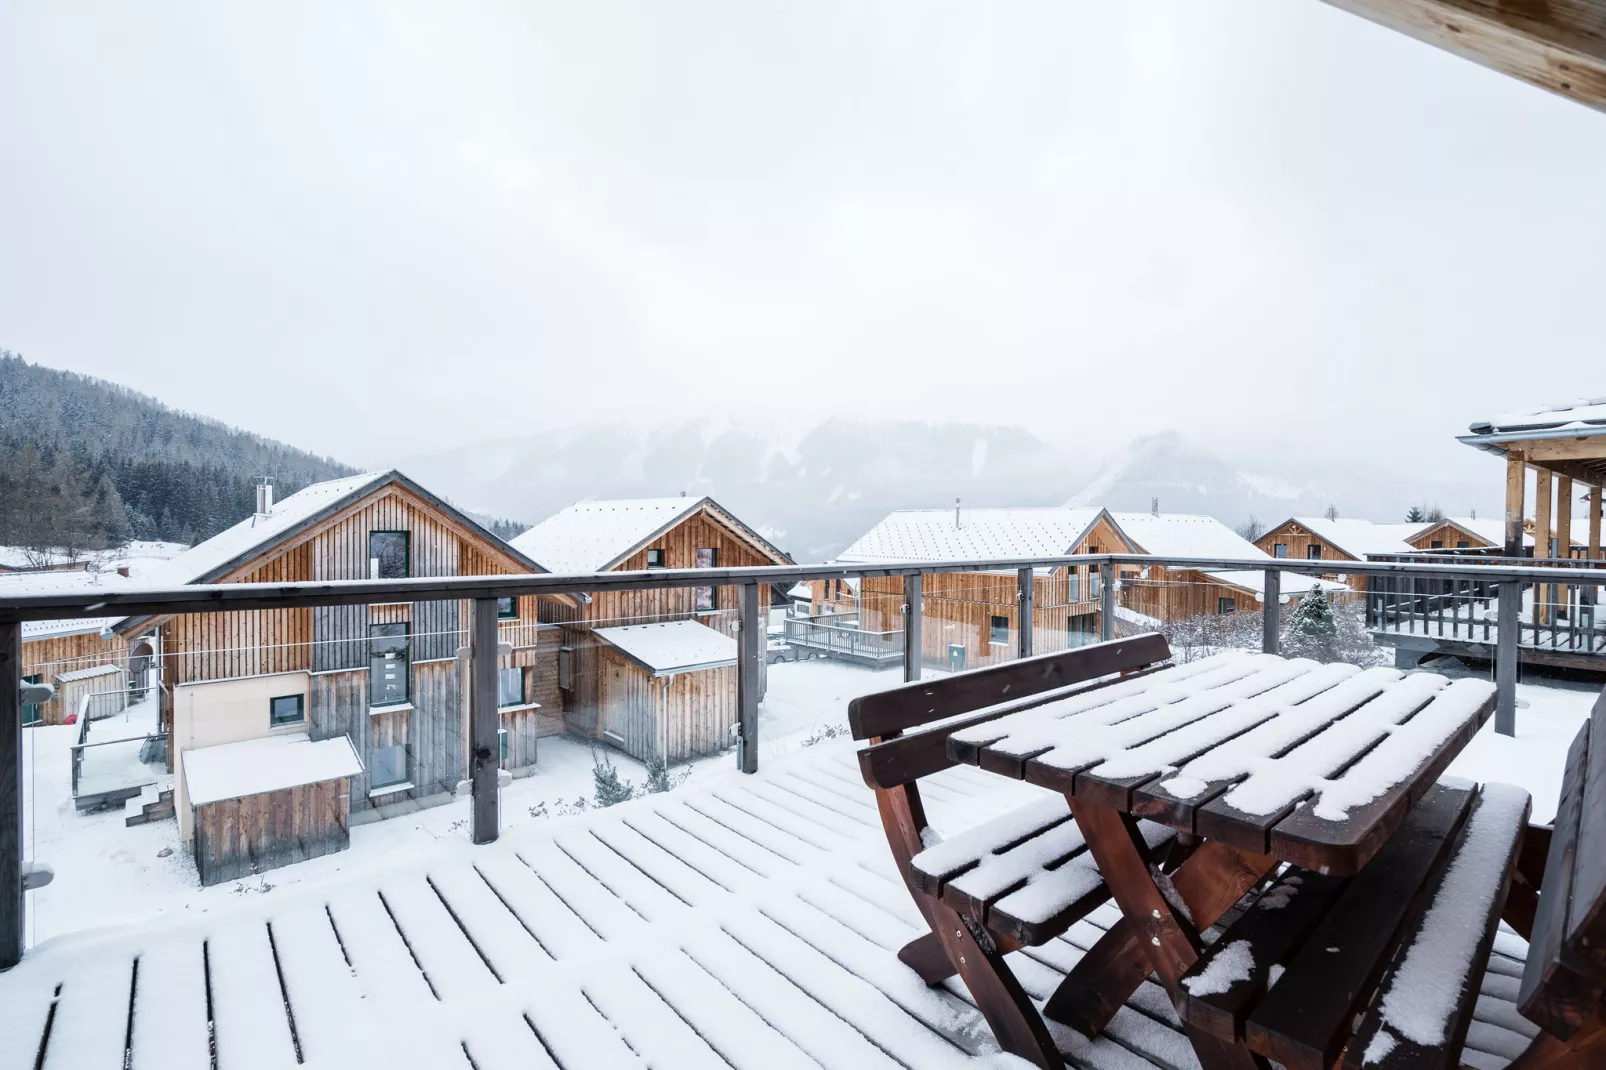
[[1255, 516, 1423, 590], [511, 496, 791, 763], [106, 471, 569, 864], [838, 507, 1121, 672]]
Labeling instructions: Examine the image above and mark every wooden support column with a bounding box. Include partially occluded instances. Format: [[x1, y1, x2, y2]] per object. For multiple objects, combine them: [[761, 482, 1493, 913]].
[[1496, 579, 1519, 738], [1100, 562, 1116, 642], [1017, 567, 1034, 661], [903, 573, 922, 684], [1558, 475, 1574, 618], [1262, 570, 1281, 654], [737, 581, 761, 774], [469, 597, 500, 844], [1592, 488, 1604, 560], [1505, 449, 1527, 557], [1536, 467, 1554, 625], [1, 621, 22, 970]]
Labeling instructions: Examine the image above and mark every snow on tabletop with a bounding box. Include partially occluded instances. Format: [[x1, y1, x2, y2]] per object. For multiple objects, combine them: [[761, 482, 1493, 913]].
[[182, 732, 362, 806], [509, 496, 708, 573], [594, 619, 739, 674], [991, 822, 1176, 926], [1182, 939, 1254, 997], [910, 795, 1074, 877], [835, 507, 1103, 570], [1366, 784, 1531, 1059]]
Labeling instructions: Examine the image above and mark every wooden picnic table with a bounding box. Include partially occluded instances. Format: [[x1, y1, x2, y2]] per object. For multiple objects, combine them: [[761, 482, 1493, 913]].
[[943, 650, 1499, 1068]]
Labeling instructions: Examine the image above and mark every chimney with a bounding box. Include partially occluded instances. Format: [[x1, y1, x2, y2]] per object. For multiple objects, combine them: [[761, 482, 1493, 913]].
[[255, 479, 274, 516], [955, 497, 962, 530], [1151, 497, 1159, 517]]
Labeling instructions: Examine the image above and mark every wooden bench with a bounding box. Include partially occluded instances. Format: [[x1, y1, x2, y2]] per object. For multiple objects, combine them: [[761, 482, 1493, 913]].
[[851, 633, 1175, 1068], [1177, 684, 1606, 1070]]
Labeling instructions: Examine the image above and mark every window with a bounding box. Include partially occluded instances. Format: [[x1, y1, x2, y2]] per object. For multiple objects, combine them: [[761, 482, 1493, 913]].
[[1089, 567, 1102, 600], [1067, 572, 1080, 603], [21, 674, 41, 726], [369, 531, 410, 579], [269, 694, 304, 728], [1430, 540, 1444, 550], [989, 615, 1009, 645], [497, 597, 518, 619], [498, 667, 525, 707], [498, 727, 509, 763], [695, 547, 717, 612], [1217, 597, 1236, 615], [1306, 544, 1323, 560], [1457, 540, 1470, 549], [558, 648, 573, 690], [1273, 543, 1288, 559], [646, 548, 665, 569], [369, 623, 410, 707], [369, 744, 409, 790]]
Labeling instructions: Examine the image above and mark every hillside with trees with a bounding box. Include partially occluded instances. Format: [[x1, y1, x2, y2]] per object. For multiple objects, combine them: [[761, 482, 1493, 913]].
[[0, 351, 355, 551]]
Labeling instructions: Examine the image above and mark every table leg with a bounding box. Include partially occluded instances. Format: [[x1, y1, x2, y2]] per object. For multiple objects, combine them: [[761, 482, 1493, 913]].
[[1044, 808, 1276, 1034]]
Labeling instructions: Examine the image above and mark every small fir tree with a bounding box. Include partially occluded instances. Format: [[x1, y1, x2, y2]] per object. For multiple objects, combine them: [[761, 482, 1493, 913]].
[[644, 755, 672, 794], [1284, 585, 1338, 661], [1405, 505, 1425, 523], [591, 749, 636, 807]]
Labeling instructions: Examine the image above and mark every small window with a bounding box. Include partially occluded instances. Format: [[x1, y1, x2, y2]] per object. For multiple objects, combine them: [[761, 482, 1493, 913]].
[[369, 744, 409, 789], [269, 694, 304, 728], [498, 667, 525, 707], [1306, 545, 1322, 560], [369, 531, 410, 579], [989, 615, 1009, 645], [497, 597, 518, 619], [1217, 597, 1236, 615], [498, 727, 509, 763], [695, 547, 717, 611], [558, 648, 573, 690], [1090, 568, 1103, 599], [646, 548, 665, 569], [1430, 540, 1444, 550], [1272, 543, 1288, 559], [1087, 544, 1099, 554], [1456, 540, 1470, 549], [1067, 572, 1080, 602]]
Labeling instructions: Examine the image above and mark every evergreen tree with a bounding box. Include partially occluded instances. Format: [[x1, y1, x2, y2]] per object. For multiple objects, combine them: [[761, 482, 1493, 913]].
[[592, 750, 636, 807], [1284, 585, 1338, 660], [1405, 505, 1425, 523]]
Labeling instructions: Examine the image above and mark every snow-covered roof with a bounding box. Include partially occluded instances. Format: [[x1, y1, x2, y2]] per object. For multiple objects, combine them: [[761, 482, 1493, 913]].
[[1428, 517, 1534, 548], [1107, 512, 1266, 561], [154, 473, 390, 586], [836, 508, 1105, 569], [786, 583, 812, 600], [1469, 398, 1606, 437], [55, 663, 121, 683], [3, 569, 139, 642], [511, 496, 788, 574], [1276, 518, 1424, 559], [182, 732, 363, 807], [594, 620, 739, 675]]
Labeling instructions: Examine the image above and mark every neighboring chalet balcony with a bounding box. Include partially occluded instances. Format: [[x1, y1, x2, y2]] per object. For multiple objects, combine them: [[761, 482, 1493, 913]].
[[780, 609, 904, 666]]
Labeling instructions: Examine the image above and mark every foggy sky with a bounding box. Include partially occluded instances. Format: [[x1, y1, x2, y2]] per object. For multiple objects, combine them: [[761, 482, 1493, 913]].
[[3, 1, 1604, 483]]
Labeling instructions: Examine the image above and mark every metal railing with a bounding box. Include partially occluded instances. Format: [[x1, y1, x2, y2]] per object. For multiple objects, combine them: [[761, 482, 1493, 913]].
[[781, 612, 904, 664], [5, 550, 1606, 968]]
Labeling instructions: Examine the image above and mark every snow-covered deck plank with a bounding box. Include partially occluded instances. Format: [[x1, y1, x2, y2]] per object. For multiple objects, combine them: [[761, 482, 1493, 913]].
[[0, 745, 1537, 1070]]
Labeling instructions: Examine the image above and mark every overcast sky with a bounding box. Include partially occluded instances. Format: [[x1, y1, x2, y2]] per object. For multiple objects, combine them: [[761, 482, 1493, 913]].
[[3, 1, 1603, 479]]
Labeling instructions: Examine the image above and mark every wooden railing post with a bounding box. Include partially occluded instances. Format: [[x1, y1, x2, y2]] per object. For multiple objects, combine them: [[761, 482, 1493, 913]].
[[469, 597, 500, 844], [903, 573, 923, 684], [1, 621, 22, 969], [1496, 580, 1519, 737], [1099, 561, 1116, 641], [1262, 570, 1281, 654], [1016, 567, 1034, 661], [737, 582, 760, 774]]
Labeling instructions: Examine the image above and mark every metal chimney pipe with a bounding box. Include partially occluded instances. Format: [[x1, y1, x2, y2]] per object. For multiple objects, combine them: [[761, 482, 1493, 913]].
[[256, 480, 274, 516], [955, 497, 961, 530]]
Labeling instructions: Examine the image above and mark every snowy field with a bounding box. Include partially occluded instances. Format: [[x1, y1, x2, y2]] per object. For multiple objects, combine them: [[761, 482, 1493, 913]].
[[16, 652, 1596, 951]]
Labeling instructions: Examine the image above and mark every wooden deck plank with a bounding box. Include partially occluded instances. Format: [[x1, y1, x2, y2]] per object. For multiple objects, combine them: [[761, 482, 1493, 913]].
[[373, 875, 502, 1001], [325, 888, 440, 1004], [129, 940, 212, 1070], [205, 920, 301, 1070], [427, 863, 555, 985], [37, 952, 133, 1070]]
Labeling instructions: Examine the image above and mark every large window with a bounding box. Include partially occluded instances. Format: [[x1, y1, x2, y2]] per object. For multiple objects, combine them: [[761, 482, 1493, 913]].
[[1306, 544, 1323, 561], [497, 597, 518, 619], [21, 674, 41, 726], [369, 531, 410, 579], [498, 667, 525, 707], [695, 547, 717, 611], [370, 623, 410, 707], [269, 694, 304, 728], [1217, 597, 1236, 615], [989, 615, 1009, 645], [558, 648, 573, 690], [1273, 543, 1288, 559], [370, 744, 409, 790], [1089, 567, 1102, 600], [1067, 571, 1080, 603]]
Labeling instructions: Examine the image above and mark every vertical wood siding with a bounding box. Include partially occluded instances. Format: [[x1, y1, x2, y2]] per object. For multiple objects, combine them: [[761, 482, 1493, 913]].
[[21, 631, 129, 725], [592, 645, 737, 763], [192, 777, 351, 886]]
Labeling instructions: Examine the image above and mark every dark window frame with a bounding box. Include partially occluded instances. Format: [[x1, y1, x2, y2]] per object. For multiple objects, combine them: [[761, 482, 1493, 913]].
[[1272, 543, 1288, 559], [1306, 544, 1323, 560], [989, 615, 1010, 645], [369, 530, 411, 580], [497, 596, 518, 619], [369, 622, 411, 707], [269, 693, 305, 728], [695, 547, 718, 612], [498, 666, 525, 707], [645, 548, 665, 569], [1217, 597, 1236, 615]]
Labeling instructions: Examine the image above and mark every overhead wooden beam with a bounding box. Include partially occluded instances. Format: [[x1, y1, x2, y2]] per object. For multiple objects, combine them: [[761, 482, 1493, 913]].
[[1318, 0, 1606, 113], [1521, 437, 1606, 463]]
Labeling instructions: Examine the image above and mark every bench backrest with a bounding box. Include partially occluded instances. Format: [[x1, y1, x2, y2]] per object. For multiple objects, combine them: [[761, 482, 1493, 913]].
[[847, 632, 1172, 741], [1520, 686, 1606, 1039]]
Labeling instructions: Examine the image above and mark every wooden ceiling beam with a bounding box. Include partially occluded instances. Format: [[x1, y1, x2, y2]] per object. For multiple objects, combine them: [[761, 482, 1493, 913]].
[[1519, 436, 1606, 463], [1318, 0, 1606, 112]]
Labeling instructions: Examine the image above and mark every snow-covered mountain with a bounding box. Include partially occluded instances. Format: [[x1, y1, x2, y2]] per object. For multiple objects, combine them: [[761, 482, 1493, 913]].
[[394, 422, 1493, 562]]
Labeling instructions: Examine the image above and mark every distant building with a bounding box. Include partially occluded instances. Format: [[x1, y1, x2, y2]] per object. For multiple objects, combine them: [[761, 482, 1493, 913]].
[[1255, 517, 1424, 589]]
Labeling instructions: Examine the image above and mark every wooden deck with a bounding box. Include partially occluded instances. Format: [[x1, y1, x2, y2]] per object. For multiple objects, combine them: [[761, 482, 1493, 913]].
[[0, 746, 1539, 1070]]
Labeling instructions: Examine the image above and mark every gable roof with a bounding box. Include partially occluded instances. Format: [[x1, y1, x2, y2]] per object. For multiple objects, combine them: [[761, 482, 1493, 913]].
[[1417, 516, 1545, 549], [511, 496, 790, 574], [113, 470, 547, 635], [1106, 512, 1330, 599], [1263, 517, 1424, 559], [836, 508, 1106, 571], [594, 620, 738, 675]]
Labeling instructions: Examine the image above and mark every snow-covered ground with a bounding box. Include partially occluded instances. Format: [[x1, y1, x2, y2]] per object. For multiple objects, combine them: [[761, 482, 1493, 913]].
[[17, 652, 1597, 952]]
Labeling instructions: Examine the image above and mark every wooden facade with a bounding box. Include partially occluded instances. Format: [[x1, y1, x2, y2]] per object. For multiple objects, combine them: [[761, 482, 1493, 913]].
[[1255, 520, 1369, 591], [192, 776, 351, 887], [20, 628, 129, 725], [535, 502, 787, 761], [592, 645, 738, 762]]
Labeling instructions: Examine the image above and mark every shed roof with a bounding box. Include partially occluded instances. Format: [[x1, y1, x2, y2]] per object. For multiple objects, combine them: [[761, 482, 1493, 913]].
[[55, 663, 121, 683], [183, 732, 363, 807], [594, 620, 739, 675], [836, 508, 1105, 570], [511, 496, 790, 574]]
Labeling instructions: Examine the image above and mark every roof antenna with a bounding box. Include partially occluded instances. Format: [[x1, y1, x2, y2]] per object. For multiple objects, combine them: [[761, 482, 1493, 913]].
[[955, 497, 961, 530], [1151, 496, 1159, 517]]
